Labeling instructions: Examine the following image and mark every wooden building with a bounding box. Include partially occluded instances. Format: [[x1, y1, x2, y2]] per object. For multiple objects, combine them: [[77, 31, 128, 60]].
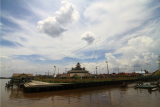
[[12, 73, 33, 82]]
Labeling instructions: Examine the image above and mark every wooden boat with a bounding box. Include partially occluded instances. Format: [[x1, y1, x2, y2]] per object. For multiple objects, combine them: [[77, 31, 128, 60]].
[[135, 82, 157, 89], [151, 88, 158, 91]]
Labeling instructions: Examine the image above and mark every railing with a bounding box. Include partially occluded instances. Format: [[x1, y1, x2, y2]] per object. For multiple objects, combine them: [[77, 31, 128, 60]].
[[34, 76, 138, 83]]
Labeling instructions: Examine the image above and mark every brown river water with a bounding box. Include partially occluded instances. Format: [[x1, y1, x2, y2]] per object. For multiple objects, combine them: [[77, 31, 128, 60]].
[[1, 79, 160, 107]]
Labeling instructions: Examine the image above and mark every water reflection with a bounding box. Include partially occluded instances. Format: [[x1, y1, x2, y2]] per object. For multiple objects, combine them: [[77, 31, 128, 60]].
[[8, 85, 114, 99], [1, 79, 160, 107]]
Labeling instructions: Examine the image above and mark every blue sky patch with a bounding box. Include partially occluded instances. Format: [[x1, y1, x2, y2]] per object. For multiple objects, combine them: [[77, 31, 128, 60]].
[[1, 39, 23, 47]]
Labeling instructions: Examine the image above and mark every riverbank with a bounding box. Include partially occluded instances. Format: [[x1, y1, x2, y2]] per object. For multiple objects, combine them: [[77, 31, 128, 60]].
[[24, 79, 136, 93], [34, 77, 137, 83], [1, 79, 160, 107]]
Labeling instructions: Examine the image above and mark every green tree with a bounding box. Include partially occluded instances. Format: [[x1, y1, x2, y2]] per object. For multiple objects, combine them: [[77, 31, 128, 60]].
[[73, 74, 79, 79], [144, 69, 149, 74]]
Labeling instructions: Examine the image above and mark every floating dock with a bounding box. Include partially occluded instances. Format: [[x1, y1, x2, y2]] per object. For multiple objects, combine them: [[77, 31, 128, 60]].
[[24, 81, 75, 92], [23, 79, 136, 93]]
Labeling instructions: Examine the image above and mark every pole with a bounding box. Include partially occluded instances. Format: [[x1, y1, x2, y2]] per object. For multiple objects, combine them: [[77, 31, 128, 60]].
[[96, 66, 98, 75], [58, 68, 59, 74], [54, 66, 56, 78], [118, 68, 119, 77], [65, 68, 67, 79], [106, 61, 109, 77], [107, 62, 109, 75], [159, 55, 160, 75]]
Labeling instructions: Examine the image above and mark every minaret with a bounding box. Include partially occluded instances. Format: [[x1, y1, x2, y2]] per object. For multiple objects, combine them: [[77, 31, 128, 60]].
[[77, 62, 81, 67], [75, 62, 82, 70]]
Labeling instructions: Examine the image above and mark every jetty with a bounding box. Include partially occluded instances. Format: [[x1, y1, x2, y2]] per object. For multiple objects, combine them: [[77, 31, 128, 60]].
[[10, 63, 160, 93], [24, 81, 74, 92], [23, 79, 136, 93]]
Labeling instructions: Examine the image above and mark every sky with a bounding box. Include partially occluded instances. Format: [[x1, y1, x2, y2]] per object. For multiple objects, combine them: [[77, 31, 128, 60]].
[[0, 0, 160, 77]]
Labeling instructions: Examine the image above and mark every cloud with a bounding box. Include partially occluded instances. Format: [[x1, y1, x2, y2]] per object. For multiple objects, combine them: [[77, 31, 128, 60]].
[[1, 0, 159, 76], [55, 1, 79, 25], [39, 58, 45, 61], [114, 36, 159, 71], [117, 36, 159, 59], [0, 56, 9, 59], [142, 52, 157, 65], [128, 36, 157, 50], [81, 31, 95, 45], [130, 52, 157, 67], [105, 53, 119, 65], [37, 17, 67, 37], [104, 36, 159, 72], [82, 0, 159, 51], [37, 1, 79, 37], [130, 56, 142, 67]]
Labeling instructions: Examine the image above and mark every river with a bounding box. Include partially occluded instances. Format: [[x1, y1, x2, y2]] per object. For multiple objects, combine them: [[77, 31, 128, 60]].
[[1, 79, 160, 107]]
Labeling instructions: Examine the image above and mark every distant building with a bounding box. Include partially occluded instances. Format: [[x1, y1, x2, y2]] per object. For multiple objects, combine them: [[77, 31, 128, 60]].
[[56, 74, 64, 78], [135, 71, 145, 74], [152, 70, 160, 75], [118, 72, 128, 77], [12, 73, 33, 81], [130, 72, 140, 77], [117, 72, 140, 77], [59, 62, 90, 78], [68, 62, 90, 78]]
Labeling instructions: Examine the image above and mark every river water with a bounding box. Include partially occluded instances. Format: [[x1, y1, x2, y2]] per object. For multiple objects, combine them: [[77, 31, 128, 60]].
[[1, 79, 160, 107]]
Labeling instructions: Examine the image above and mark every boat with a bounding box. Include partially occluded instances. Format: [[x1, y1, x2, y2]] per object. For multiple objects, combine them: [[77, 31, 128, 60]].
[[151, 88, 158, 91], [134, 82, 157, 89]]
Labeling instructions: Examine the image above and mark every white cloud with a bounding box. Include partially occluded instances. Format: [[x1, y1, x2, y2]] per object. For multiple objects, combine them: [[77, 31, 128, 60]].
[[128, 36, 157, 50], [37, 1, 79, 37], [105, 53, 119, 66], [113, 36, 159, 72], [81, 31, 95, 45], [1, 0, 159, 76], [142, 52, 157, 65], [117, 36, 159, 59], [37, 17, 67, 37], [39, 58, 45, 61], [82, 0, 159, 52], [130, 56, 142, 67], [0, 56, 9, 59], [56, 1, 79, 25]]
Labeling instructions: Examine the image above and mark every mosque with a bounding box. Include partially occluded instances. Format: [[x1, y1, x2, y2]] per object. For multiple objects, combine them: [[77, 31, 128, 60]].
[[58, 62, 90, 78]]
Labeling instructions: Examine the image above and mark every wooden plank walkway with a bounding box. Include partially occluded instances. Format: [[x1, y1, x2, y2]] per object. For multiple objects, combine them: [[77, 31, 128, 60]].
[[24, 80, 74, 88], [23, 79, 137, 93]]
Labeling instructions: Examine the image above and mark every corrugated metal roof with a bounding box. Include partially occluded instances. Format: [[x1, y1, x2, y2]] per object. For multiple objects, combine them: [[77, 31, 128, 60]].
[[12, 73, 33, 77]]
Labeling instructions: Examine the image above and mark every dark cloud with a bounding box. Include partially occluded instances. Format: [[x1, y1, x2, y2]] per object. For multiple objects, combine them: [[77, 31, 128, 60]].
[[81, 31, 95, 45]]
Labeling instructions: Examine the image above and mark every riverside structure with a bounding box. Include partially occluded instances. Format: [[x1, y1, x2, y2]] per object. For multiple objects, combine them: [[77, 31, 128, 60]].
[[58, 62, 90, 78], [24, 78, 137, 93]]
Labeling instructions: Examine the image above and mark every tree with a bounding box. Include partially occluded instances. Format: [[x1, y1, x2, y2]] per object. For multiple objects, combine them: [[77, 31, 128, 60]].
[[73, 74, 79, 79], [144, 69, 149, 74]]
